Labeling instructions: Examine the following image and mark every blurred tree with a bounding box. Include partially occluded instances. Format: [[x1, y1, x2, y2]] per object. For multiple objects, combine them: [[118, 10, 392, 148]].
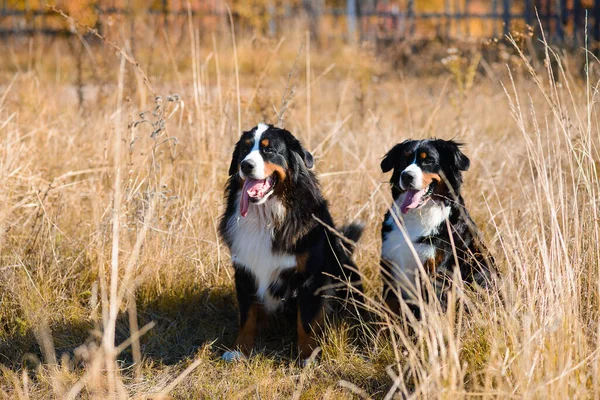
[[231, 0, 302, 35]]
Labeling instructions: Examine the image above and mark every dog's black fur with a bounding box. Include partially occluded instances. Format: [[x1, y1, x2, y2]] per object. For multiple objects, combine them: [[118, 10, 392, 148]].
[[380, 139, 495, 317], [219, 124, 363, 362]]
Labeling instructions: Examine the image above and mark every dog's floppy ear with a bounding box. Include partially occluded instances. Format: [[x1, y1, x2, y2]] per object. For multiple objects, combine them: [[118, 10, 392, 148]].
[[280, 128, 313, 168], [437, 139, 470, 172], [381, 140, 412, 173], [228, 141, 241, 176], [290, 143, 314, 182], [455, 148, 470, 171], [279, 128, 314, 182], [300, 147, 314, 169], [290, 138, 313, 169]]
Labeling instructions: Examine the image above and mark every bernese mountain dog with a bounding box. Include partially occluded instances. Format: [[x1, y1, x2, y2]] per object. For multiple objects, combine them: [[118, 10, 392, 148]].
[[379, 139, 495, 317], [219, 123, 363, 364]]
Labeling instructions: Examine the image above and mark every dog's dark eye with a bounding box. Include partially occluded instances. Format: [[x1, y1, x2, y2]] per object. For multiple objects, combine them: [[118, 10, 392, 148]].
[[263, 147, 274, 154], [421, 158, 433, 165]]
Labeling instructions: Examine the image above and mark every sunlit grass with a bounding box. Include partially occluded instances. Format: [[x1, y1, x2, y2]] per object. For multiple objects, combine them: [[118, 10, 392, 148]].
[[0, 12, 598, 399]]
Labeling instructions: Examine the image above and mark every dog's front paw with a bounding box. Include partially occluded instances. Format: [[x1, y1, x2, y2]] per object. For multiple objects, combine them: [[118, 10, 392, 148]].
[[222, 350, 245, 362], [300, 357, 318, 368]]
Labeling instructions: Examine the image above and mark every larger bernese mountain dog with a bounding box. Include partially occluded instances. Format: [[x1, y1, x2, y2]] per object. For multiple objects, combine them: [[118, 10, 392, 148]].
[[379, 139, 495, 317], [219, 123, 363, 364]]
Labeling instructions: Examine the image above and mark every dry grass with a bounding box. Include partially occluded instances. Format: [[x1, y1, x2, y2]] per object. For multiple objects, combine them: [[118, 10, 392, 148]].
[[0, 13, 599, 399]]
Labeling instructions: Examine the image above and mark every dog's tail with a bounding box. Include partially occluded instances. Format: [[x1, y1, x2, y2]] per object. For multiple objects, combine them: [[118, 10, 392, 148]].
[[337, 222, 366, 318], [339, 221, 365, 254]]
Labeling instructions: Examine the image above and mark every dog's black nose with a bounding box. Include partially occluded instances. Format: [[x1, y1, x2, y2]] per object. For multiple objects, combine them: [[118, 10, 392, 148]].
[[401, 171, 414, 187], [241, 159, 255, 175]]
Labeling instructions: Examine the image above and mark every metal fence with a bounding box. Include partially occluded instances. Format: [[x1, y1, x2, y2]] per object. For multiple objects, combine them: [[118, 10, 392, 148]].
[[0, 1, 598, 44]]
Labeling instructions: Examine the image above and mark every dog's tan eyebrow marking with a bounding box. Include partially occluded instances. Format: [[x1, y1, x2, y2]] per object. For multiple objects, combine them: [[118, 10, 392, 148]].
[[261, 139, 269, 147], [419, 152, 427, 160], [244, 139, 253, 145]]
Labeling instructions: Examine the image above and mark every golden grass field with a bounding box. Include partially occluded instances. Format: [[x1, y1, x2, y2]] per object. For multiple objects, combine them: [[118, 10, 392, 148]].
[[0, 12, 599, 399]]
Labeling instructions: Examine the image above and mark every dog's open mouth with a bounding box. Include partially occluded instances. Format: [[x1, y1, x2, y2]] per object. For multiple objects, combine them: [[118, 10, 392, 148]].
[[400, 182, 435, 214], [240, 176, 276, 217]]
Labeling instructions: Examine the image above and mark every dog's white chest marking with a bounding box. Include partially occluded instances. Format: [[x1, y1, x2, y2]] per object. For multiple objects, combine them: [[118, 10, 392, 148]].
[[226, 194, 296, 310], [381, 194, 450, 289]]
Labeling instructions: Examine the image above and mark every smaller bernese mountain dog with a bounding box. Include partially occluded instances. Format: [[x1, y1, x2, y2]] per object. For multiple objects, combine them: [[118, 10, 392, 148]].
[[379, 139, 495, 317], [219, 123, 363, 364]]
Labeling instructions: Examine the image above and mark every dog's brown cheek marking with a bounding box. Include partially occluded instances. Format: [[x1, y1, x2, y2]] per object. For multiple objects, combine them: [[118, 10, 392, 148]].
[[264, 161, 287, 181], [296, 252, 309, 273], [297, 307, 324, 360], [421, 172, 441, 187], [234, 303, 265, 356]]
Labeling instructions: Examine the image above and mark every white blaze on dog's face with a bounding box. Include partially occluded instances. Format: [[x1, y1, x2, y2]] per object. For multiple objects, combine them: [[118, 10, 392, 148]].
[[239, 123, 269, 180], [399, 161, 424, 191]]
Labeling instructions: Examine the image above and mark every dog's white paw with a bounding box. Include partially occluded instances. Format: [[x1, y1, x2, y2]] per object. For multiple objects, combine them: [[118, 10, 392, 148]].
[[301, 357, 318, 368], [222, 350, 245, 362]]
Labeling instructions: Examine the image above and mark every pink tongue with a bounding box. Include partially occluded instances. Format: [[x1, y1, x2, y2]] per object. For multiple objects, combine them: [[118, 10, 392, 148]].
[[400, 189, 426, 214], [240, 178, 272, 217]]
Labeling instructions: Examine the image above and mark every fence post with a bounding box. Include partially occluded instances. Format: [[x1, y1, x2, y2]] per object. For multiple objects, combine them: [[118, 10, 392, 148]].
[[465, 0, 470, 36], [347, 0, 356, 41], [444, 0, 450, 38], [408, 0, 415, 37], [356, 0, 362, 41], [573, 0, 581, 43], [268, 0, 275, 36], [491, 0, 497, 37], [502, 0, 511, 37], [557, 0, 566, 41], [454, 0, 461, 36], [303, 0, 320, 41], [95, 0, 103, 37], [544, 0, 551, 36], [162, 0, 167, 32], [127, 0, 135, 57], [595, 0, 600, 45], [524, 0, 532, 28]]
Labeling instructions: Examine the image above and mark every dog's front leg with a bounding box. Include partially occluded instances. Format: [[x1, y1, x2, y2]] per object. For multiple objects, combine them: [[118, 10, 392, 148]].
[[296, 279, 325, 365], [223, 267, 264, 361]]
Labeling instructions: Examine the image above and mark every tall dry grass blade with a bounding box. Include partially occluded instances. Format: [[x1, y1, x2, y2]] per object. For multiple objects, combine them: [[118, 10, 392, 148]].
[[226, 4, 241, 136], [102, 54, 127, 397], [306, 30, 312, 147]]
